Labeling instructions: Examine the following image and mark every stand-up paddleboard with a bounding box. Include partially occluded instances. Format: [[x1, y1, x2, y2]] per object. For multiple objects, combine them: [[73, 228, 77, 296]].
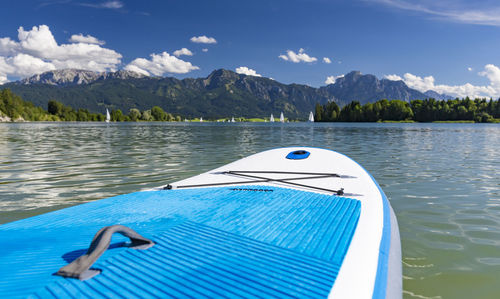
[[0, 147, 401, 298]]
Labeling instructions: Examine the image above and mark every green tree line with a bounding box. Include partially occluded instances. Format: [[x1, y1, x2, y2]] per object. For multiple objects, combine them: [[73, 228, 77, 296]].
[[315, 98, 500, 123], [47, 101, 181, 122], [0, 88, 182, 122], [0, 89, 58, 121]]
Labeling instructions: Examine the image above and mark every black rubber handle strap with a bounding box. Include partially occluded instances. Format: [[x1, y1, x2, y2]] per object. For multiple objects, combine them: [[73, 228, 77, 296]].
[[55, 225, 155, 280]]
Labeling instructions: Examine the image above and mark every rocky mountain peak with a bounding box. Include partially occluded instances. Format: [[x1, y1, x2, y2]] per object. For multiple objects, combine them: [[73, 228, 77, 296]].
[[320, 70, 429, 103], [108, 70, 146, 80], [19, 69, 146, 86], [207, 69, 240, 80], [20, 69, 102, 85], [203, 69, 240, 88], [424, 90, 453, 100], [344, 70, 363, 80]]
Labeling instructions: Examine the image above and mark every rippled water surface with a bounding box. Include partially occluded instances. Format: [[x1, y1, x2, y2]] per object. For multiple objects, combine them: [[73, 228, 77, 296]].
[[0, 122, 499, 298]]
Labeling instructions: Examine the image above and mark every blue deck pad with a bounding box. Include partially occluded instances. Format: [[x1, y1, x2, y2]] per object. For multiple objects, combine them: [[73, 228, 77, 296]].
[[0, 186, 361, 298], [33, 222, 339, 298]]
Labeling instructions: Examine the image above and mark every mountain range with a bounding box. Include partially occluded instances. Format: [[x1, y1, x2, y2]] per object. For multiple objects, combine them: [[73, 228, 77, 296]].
[[1, 69, 451, 119]]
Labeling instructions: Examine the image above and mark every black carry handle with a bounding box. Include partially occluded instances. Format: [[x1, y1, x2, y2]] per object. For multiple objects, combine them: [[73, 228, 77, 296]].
[[55, 225, 154, 280]]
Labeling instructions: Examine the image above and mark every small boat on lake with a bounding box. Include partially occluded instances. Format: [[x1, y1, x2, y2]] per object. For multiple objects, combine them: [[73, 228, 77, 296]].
[[309, 111, 315, 122], [0, 147, 401, 298], [280, 112, 285, 123], [105, 109, 110, 123], [270, 114, 275, 122]]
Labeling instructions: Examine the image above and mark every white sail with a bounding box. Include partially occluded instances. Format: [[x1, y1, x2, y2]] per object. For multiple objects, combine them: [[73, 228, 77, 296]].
[[231, 117, 235, 122], [200, 117, 203, 122], [105, 109, 110, 123], [309, 111, 314, 122], [280, 112, 284, 123], [270, 114, 275, 122]]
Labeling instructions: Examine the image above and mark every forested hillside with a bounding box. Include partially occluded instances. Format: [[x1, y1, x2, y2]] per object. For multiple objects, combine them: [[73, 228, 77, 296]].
[[2, 69, 449, 119]]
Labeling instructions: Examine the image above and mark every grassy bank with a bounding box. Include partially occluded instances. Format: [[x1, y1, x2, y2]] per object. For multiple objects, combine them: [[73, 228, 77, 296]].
[[432, 120, 475, 123], [379, 120, 416, 123]]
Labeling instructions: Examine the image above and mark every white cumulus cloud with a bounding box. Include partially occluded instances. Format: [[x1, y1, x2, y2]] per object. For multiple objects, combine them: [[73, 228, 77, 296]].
[[125, 51, 199, 76], [190, 35, 217, 44], [323, 57, 332, 64], [0, 54, 55, 78], [479, 64, 500, 90], [235, 66, 261, 77], [0, 25, 122, 83], [279, 48, 317, 63], [325, 74, 344, 85], [172, 48, 193, 57], [0, 74, 7, 85], [385, 64, 500, 98], [69, 34, 105, 45], [278, 48, 318, 63], [468, 67, 473, 71], [202, 48, 208, 52], [0, 37, 19, 56], [384, 74, 403, 81]]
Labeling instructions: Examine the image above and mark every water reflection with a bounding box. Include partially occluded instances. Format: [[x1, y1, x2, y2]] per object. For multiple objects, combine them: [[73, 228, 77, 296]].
[[0, 122, 499, 298]]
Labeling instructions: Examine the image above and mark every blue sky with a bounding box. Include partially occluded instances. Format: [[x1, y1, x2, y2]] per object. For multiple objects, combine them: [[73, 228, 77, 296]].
[[1, 0, 500, 98]]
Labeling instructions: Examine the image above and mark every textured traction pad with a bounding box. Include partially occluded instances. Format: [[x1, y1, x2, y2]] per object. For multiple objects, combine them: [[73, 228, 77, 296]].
[[34, 222, 338, 298], [0, 186, 361, 298]]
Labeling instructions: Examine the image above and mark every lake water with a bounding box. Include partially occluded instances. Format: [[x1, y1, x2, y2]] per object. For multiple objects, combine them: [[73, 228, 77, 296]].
[[0, 122, 499, 298]]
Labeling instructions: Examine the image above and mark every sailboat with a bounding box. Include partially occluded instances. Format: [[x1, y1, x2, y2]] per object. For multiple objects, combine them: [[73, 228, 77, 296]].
[[270, 114, 275, 122], [280, 112, 284, 123], [200, 117, 203, 122], [309, 111, 314, 122], [231, 117, 235, 123], [105, 109, 110, 123]]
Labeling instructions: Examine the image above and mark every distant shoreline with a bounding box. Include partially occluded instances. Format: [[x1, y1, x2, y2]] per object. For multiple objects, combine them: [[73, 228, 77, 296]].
[[1, 119, 497, 124]]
